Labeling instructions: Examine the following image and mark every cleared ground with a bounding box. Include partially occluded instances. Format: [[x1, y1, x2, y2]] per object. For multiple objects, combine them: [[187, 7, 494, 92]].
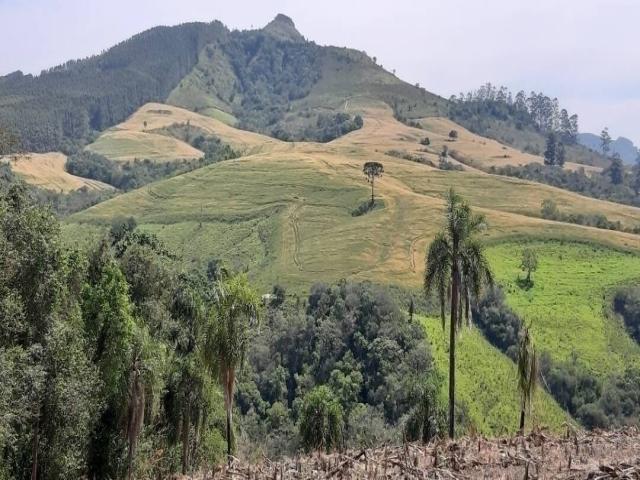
[[2, 152, 113, 192], [215, 429, 640, 479]]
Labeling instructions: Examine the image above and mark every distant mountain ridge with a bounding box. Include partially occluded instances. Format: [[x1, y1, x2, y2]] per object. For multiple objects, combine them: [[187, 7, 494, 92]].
[[578, 133, 639, 163]]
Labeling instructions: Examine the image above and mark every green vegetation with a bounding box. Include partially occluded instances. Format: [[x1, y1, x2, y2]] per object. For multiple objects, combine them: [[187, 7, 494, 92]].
[[424, 190, 493, 438], [237, 282, 443, 457], [491, 163, 640, 210], [613, 287, 640, 344], [486, 241, 640, 376], [0, 22, 227, 152], [66, 134, 237, 191], [422, 316, 567, 435]]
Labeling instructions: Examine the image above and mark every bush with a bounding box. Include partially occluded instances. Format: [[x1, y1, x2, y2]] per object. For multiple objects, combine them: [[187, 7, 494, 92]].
[[472, 286, 522, 360], [613, 287, 640, 344], [299, 386, 344, 452]]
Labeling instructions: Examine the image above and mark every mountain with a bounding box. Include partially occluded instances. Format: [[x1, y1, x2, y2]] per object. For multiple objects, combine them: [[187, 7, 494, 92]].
[[0, 15, 445, 152], [578, 133, 639, 163]]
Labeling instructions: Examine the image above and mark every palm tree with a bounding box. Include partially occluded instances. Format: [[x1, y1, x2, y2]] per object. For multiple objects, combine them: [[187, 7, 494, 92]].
[[517, 326, 538, 433], [206, 273, 261, 463], [424, 189, 493, 438]]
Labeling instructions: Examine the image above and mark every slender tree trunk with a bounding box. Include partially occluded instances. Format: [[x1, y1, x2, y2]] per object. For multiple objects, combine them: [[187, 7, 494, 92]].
[[31, 417, 39, 480], [181, 400, 191, 475], [448, 265, 459, 439], [519, 409, 526, 433], [370, 178, 375, 206], [224, 368, 235, 467], [226, 405, 232, 464]]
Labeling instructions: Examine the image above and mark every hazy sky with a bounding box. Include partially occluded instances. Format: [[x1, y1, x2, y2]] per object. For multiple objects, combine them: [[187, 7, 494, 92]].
[[1, 0, 638, 144]]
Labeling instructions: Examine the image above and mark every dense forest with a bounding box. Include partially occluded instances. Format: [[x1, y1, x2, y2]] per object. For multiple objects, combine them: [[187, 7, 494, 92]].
[[0, 180, 445, 479], [0, 22, 227, 152]]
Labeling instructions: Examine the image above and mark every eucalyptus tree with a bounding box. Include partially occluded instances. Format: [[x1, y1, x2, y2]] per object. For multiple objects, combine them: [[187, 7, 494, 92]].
[[206, 273, 261, 462], [424, 189, 493, 438]]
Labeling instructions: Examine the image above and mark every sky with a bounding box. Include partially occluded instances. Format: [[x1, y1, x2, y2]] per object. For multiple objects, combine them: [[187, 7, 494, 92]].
[[0, 0, 638, 144]]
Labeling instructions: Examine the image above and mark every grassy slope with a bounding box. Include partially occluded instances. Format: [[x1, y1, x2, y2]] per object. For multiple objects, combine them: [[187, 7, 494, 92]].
[[65, 103, 640, 434], [422, 316, 568, 435], [486, 241, 640, 376], [2, 153, 114, 192]]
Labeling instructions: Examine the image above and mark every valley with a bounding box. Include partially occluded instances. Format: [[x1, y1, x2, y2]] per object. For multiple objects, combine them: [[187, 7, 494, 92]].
[[1, 10, 639, 479]]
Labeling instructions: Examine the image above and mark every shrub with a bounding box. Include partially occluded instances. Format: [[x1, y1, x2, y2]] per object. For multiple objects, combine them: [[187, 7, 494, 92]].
[[299, 386, 344, 452]]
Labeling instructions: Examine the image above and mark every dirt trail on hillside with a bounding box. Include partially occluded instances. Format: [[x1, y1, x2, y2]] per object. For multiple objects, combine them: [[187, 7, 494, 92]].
[[190, 428, 640, 479]]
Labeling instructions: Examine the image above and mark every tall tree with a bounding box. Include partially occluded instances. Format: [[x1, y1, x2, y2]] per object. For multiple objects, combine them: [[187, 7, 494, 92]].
[[609, 153, 624, 185], [206, 273, 261, 462], [556, 142, 566, 167], [600, 127, 612, 157], [424, 190, 493, 438], [543, 132, 557, 166], [362, 162, 384, 206], [517, 326, 538, 432], [520, 249, 538, 284]]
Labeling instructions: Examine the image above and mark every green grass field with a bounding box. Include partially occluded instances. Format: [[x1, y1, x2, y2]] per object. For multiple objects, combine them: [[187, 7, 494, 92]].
[[422, 316, 569, 435], [486, 241, 640, 377]]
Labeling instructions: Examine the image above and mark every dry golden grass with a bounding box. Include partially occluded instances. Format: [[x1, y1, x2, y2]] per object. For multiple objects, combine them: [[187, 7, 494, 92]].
[[2, 153, 113, 192], [116, 102, 284, 154], [70, 104, 640, 289], [86, 130, 204, 163]]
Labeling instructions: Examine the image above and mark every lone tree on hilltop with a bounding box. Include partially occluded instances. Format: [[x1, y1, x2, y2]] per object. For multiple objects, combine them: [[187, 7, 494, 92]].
[[424, 189, 493, 438], [520, 248, 538, 284], [363, 161, 384, 206], [517, 326, 538, 432]]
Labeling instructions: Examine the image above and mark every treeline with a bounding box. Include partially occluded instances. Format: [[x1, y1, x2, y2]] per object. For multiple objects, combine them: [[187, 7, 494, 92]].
[[238, 282, 444, 456], [449, 83, 579, 144], [66, 131, 238, 191], [0, 22, 227, 152], [539, 199, 631, 233], [613, 287, 640, 345], [491, 162, 640, 209], [0, 163, 114, 216]]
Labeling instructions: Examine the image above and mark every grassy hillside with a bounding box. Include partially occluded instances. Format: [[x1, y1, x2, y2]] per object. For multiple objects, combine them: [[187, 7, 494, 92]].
[[63, 103, 640, 434], [486, 241, 640, 377], [2, 153, 113, 192], [422, 316, 568, 435]]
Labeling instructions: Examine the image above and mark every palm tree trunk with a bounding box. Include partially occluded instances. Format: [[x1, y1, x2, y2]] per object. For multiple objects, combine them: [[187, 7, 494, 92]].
[[181, 400, 191, 475], [226, 405, 232, 463], [31, 417, 39, 480], [224, 368, 235, 466], [448, 266, 459, 439]]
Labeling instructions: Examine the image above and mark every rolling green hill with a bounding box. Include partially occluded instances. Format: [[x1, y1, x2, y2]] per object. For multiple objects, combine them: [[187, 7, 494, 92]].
[[64, 102, 640, 434], [4, 13, 640, 437]]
